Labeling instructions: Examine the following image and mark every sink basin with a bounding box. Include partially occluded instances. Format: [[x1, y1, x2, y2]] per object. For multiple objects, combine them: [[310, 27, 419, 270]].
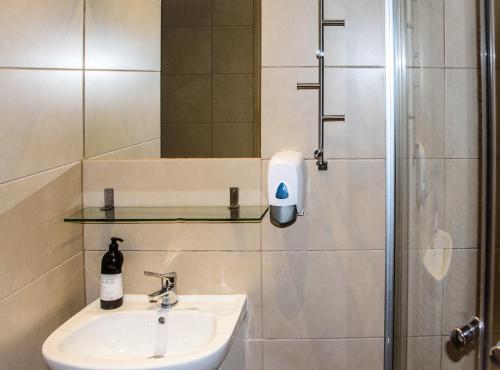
[[42, 295, 247, 370]]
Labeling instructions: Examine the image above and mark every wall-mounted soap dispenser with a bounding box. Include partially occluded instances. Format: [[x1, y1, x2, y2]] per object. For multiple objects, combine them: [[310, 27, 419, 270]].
[[268, 150, 305, 228]]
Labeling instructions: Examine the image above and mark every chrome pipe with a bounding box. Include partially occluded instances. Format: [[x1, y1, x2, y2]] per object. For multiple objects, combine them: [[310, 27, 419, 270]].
[[323, 114, 345, 122], [296, 0, 345, 171], [322, 19, 346, 26], [297, 82, 320, 90]]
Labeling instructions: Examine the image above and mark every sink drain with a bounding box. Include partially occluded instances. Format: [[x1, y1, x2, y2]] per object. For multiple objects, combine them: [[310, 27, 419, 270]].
[[148, 355, 164, 359], [158, 316, 166, 325]]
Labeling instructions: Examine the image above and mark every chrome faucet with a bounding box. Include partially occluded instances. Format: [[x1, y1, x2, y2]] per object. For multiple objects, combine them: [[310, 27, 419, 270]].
[[144, 271, 179, 308]]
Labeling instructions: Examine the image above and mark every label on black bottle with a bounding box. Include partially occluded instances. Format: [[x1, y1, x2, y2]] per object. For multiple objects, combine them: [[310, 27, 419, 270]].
[[100, 273, 123, 301]]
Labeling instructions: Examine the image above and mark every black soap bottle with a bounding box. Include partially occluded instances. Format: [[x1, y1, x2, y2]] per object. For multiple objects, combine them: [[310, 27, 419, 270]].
[[100, 237, 124, 310]]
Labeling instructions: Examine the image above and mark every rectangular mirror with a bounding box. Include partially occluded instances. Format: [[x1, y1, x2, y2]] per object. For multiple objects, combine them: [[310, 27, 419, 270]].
[[84, 0, 260, 160]]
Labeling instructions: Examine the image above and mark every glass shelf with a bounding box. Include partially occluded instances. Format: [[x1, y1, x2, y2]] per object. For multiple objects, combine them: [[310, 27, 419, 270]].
[[64, 206, 268, 224]]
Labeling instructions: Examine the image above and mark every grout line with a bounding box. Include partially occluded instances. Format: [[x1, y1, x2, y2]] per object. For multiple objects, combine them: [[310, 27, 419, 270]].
[[86, 138, 161, 160], [260, 336, 385, 341], [84, 248, 387, 252], [261, 65, 386, 69], [0, 66, 161, 73], [0, 160, 82, 186]]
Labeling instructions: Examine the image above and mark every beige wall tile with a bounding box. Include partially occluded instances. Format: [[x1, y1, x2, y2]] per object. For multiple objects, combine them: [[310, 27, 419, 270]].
[[262, 0, 384, 67], [406, 0, 444, 68], [262, 0, 316, 67], [323, 0, 385, 67], [444, 159, 479, 249], [83, 159, 261, 207], [83, 223, 260, 251], [442, 249, 478, 335], [263, 338, 383, 370], [323, 67, 385, 159], [410, 68, 445, 158], [262, 251, 384, 338], [0, 70, 83, 183], [407, 250, 444, 336], [262, 68, 384, 159], [165, 27, 212, 74], [262, 160, 385, 251], [0, 253, 85, 370], [85, 0, 161, 70], [85, 251, 262, 339], [445, 69, 479, 159], [261, 67, 316, 158], [444, 0, 478, 68], [85, 71, 160, 158], [245, 340, 263, 370], [0, 0, 83, 68], [164, 0, 212, 26], [406, 336, 442, 370], [89, 139, 161, 160], [408, 159, 445, 251], [0, 163, 83, 299]]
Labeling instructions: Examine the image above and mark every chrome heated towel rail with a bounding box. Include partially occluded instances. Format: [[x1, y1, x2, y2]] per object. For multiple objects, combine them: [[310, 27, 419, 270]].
[[297, 0, 346, 171]]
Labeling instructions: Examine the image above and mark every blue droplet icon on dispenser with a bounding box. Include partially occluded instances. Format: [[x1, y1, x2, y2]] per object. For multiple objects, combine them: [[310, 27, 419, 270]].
[[275, 182, 289, 199]]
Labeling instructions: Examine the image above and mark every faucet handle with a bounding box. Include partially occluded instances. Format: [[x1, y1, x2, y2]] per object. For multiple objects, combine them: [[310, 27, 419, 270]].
[[144, 271, 177, 289]]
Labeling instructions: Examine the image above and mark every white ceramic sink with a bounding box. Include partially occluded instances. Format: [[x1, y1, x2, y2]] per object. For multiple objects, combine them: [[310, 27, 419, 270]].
[[42, 295, 247, 370]]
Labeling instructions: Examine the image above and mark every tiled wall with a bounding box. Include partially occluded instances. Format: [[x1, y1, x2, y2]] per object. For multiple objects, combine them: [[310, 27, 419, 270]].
[[405, 0, 480, 369], [83, 1, 387, 370], [85, 0, 161, 160], [161, 0, 259, 158], [0, 1, 85, 368]]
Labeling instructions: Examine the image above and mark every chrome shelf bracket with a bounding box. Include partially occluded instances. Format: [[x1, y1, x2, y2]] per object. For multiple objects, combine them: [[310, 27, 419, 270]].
[[297, 0, 346, 171]]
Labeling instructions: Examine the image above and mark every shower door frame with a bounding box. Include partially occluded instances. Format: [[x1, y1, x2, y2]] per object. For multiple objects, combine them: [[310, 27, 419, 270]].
[[384, 0, 497, 369]]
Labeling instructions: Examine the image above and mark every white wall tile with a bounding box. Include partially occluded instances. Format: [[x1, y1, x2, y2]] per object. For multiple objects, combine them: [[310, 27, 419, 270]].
[[84, 223, 261, 251], [0, 0, 83, 68], [407, 250, 444, 336], [261, 67, 317, 158], [262, 0, 317, 67], [83, 159, 261, 207], [263, 338, 383, 370], [0, 163, 82, 299], [0, 70, 83, 183], [442, 249, 478, 335], [409, 68, 445, 158], [85, 0, 161, 70], [444, 159, 479, 249], [262, 0, 384, 67], [406, 0, 444, 67], [262, 67, 385, 159], [0, 253, 84, 370], [262, 251, 385, 338], [84, 71, 160, 158], [406, 336, 442, 370], [445, 69, 479, 158], [262, 160, 385, 251], [323, 0, 385, 66], [323, 67, 385, 158], [88, 139, 161, 160], [444, 0, 478, 68]]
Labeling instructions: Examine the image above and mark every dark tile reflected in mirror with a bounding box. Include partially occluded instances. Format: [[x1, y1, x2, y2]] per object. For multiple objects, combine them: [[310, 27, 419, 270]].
[[161, 0, 260, 158]]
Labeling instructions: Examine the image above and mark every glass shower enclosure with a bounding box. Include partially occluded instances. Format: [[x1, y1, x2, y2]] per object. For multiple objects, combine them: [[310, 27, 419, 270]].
[[386, 0, 498, 369]]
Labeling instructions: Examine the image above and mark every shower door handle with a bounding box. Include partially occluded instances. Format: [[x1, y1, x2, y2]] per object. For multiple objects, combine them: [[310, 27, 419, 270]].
[[449, 317, 482, 349], [490, 345, 500, 367]]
